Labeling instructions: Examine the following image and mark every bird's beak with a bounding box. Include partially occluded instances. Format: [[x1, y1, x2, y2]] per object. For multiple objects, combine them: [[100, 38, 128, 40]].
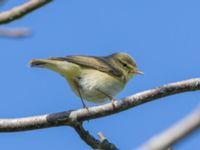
[[130, 70, 144, 75]]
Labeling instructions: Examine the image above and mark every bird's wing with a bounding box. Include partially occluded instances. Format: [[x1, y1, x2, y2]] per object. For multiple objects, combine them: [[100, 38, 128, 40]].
[[48, 55, 123, 77]]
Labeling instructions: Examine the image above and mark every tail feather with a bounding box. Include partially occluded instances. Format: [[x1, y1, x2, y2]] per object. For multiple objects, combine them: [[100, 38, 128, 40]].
[[29, 58, 81, 78], [29, 59, 50, 67]]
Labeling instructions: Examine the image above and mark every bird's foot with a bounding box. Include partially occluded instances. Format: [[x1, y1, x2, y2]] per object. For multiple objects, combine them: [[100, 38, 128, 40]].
[[111, 98, 117, 109], [82, 105, 90, 122], [82, 104, 89, 112]]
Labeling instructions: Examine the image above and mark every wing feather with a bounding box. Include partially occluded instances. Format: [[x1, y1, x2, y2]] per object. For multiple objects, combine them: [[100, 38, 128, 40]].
[[48, 55, 123, 77]]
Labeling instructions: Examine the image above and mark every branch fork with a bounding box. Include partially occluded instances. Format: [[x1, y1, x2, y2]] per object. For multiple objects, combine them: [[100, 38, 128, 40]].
[[0, 78, 200, 149]]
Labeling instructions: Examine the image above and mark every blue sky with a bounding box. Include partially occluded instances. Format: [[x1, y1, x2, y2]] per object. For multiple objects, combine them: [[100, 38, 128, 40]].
[[0, 0, 200, 149]]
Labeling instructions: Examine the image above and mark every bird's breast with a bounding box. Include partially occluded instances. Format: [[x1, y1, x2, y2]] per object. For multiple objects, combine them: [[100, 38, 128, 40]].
[[77, 69, 125, 103]]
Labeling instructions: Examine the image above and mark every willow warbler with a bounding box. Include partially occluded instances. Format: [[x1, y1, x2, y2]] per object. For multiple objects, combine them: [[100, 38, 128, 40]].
[[29, 53, 143, 108]]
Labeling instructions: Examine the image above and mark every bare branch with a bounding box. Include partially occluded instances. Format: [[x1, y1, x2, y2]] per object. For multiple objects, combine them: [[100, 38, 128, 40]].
[[0, 78, 199, 132], [0, 28, 31, 37], [136, 106, 200, 150], [98, 132, 107, 142], [0, 0, 52, 24], [72, 122, 119, 150]]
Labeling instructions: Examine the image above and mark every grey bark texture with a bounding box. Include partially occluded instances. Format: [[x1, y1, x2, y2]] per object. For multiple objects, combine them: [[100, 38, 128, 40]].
[[0, 78, 200, 149], [0, 0, 52, 24]]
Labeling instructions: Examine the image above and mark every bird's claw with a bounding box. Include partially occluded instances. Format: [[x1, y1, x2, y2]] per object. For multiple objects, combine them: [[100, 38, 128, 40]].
[[83, 105, 89, 112], [111, 99, 117, 109]]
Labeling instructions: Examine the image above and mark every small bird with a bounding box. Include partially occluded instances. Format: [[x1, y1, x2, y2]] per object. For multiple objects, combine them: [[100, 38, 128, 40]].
[[29, 53, 143, 109]]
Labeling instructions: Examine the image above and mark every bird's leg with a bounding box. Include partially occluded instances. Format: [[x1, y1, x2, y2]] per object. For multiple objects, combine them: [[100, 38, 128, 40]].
[[77, 88, 89, 111], [73, 78, 89, 111], [95, 88, 116, 108]]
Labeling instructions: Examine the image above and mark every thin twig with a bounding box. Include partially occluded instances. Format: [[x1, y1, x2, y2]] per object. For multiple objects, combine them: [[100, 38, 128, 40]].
[[0, 0, 52, 24], [137, 106, 200, 150], [98, 132, 107, 142], [72, 122, 119, 150], [0, 78, 199, 132], [0, 28, 31, 37]]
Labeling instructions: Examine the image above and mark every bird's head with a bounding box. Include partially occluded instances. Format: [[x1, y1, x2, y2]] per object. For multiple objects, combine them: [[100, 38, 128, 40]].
[[110, 53, 143, 81]]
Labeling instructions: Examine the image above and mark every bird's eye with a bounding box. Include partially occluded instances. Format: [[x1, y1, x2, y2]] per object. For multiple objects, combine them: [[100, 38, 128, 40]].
[[119, 60, 129, 68], [123, 63, 127, 67]]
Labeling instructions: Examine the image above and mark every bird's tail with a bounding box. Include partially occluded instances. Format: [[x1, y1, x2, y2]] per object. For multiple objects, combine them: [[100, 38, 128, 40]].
[[29, 58, 80, 77], [29, 59, 52, 68]]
